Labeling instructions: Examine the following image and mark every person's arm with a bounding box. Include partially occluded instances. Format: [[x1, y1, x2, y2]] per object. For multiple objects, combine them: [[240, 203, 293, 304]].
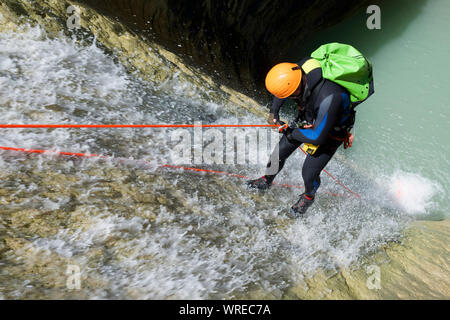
[[288, 93, 342, 145], [268, 97, 285, 124]]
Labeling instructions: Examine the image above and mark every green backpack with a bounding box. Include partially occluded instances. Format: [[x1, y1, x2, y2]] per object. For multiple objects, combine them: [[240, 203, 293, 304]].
[[311, 43, 374, 107]]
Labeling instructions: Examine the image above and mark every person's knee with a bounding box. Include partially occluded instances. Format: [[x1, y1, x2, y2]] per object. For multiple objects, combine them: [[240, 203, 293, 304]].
[[302, 163, 320, 179]]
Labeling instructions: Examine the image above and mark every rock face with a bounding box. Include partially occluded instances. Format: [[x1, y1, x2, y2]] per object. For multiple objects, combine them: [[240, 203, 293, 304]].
[[0, 0, 268, 117], [75, 0, 368, 96]]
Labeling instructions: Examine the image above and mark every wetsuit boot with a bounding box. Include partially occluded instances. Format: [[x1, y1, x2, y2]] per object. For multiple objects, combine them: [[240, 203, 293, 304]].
[[289, 193, 314, 218], [246, 176, 272, 191]]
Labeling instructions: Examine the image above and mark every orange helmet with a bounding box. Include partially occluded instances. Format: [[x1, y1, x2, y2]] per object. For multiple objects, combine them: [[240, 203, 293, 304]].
[[265, 63, 302, 99]]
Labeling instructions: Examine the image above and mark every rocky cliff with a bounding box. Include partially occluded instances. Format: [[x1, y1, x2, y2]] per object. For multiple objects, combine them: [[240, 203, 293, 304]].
[[75, 0, 368, 97]]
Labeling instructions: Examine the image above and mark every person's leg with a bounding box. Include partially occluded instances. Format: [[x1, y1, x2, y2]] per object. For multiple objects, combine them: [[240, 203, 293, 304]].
[[246, 134, 300, 190], [301, 139, 342, 197], [264, 134, 301, 183], [302, 155, 328, 197], [290, 139, 342, 217]]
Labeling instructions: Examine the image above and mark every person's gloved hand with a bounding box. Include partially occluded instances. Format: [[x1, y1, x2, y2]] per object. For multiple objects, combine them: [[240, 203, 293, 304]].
[[268, 113, 286, 132], [344, 132, 354, 149], [267, 113, 281, 125]]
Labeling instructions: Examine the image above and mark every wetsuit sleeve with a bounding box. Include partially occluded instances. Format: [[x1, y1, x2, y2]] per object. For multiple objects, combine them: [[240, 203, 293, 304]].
[[269, 97, 285, 120], [289, 93, 342, 145]]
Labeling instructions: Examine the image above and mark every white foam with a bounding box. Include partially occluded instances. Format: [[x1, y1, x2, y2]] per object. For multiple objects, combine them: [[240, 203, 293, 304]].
[[387, 171, 440, 215]]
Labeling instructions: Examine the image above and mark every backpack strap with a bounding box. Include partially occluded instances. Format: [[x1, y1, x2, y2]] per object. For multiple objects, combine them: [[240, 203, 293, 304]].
[[301, 58, 321, 74]]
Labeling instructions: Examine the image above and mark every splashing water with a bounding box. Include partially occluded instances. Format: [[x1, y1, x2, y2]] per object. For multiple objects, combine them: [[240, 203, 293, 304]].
[[0, 24, 430, 299], [387, 171, 440, 216]]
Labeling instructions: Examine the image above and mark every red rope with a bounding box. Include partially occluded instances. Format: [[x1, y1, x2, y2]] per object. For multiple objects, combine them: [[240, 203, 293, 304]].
[[0, 146, 106, 158], [160, 164, 317, 191], [299, 148, 360, 198], [0, 146, 349, 198], [0, 124, 278, 128], [0, 123, 359, 198]]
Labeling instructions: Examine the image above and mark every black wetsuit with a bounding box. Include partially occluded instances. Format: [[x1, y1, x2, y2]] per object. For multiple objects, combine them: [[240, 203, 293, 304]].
[[265, 57, 356, 197]]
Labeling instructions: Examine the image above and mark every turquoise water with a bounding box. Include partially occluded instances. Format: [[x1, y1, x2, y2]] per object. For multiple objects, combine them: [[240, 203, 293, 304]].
[[287, 0, 449, 219]]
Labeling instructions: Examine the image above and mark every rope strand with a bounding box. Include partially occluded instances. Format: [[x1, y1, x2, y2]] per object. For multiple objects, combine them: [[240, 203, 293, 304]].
[[0, 145, 349, 198], [0, 124, 278, 128], [0, 123, 360, 198]]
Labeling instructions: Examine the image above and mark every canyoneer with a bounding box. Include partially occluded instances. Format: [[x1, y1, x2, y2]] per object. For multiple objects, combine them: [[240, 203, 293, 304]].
[[247, 43, 374, 217]]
